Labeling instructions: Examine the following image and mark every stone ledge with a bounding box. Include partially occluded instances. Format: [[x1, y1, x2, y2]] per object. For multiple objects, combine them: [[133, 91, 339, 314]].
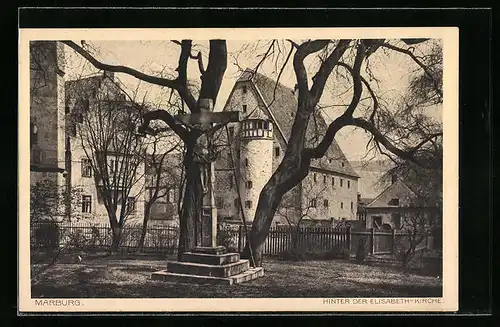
[[167, 259, 250, 278], [151, 267, 264, 285], [181, 252, 240, 265], [191, 246, 227, 255]]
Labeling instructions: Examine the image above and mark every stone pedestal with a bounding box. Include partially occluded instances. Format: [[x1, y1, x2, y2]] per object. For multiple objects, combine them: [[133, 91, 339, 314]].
[[151, 246, 264, 285]]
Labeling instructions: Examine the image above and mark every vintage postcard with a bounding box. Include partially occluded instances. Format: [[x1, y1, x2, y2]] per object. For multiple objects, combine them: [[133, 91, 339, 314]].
[[18, 27, 458, 313]]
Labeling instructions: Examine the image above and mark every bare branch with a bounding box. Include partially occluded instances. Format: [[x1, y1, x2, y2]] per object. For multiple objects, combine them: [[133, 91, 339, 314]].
[[310, 39, 353, 102], [381, 42, 443, 99], [293, 39, 332, 95], [351, 117, 442, 167], [337, 61, 380, 121], [198, 40, 228, 106], [62, 41, 179, 89], [139, 110, 188, 141], [189, 51, 206, 75]]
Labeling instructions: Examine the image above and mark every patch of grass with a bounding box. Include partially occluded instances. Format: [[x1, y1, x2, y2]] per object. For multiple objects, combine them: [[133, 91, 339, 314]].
[[31, 257, 442, 298]]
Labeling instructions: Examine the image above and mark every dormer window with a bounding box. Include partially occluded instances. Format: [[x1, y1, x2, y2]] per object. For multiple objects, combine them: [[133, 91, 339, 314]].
[[389, 198, 400, 206]]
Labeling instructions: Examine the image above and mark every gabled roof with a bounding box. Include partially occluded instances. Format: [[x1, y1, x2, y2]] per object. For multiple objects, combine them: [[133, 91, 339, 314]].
[[65, 73, 125, 103], [233, 68, 359, 178], [365, 179, 418, 208]]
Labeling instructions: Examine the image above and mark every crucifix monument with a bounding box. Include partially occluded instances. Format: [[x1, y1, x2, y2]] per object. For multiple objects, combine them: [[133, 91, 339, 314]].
[[150, 98, 264, 285]]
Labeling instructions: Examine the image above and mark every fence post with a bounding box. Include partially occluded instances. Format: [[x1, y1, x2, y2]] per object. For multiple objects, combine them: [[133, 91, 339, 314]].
[[347, 226, 352, 256], [392, 228, 396, 254], [371, 227, 375, 255]]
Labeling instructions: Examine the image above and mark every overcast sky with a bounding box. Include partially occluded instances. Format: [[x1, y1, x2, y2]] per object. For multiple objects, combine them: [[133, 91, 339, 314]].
[[64, 39, 442, 162]]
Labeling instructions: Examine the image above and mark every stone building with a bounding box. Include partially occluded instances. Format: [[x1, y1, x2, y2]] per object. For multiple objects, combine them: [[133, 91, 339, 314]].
[[214, 69, 360, 226], [30, 41, 67, 186], [64, 71, 147, 224]]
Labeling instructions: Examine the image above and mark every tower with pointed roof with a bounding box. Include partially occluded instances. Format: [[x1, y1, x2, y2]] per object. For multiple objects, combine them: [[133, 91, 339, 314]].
[[238, 107, 274, 223], [214, 68, 361, 225]]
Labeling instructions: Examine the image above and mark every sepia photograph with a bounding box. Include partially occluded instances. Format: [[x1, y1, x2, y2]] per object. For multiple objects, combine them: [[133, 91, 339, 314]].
[[19, 27, 458, 312]]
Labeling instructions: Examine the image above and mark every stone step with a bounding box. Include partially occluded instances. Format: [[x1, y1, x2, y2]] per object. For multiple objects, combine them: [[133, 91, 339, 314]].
[[191, 246, 226, 255], [181, 252, 240, 265], [151, 267, 264, 285], [167, 259, 250, 278]]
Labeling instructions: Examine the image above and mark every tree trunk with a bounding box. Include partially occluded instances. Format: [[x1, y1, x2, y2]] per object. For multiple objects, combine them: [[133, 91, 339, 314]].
[[110, 224, 122, 253], [139, 203, 152, 252], [241, 185, 282, 266], [241, 155, 311, 266], [177, 146, 202, 261]]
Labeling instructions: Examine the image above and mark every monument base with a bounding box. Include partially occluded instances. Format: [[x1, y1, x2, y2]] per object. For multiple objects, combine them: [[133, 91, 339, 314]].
[[151, 246, 264, 285]]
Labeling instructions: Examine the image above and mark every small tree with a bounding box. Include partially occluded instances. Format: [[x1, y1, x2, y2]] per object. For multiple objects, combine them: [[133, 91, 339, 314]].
[[396, 207, 441, 268], [276, 182, 328, 251], [140, 129, 183, 251], [68, 76, 147, 251]]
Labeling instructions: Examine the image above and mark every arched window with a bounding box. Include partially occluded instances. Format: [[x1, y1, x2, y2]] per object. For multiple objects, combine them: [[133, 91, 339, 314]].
[[30, 122, 38, 147]]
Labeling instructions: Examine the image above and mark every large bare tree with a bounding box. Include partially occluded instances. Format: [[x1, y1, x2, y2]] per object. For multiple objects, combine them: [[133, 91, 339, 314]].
[[63, 38, 442, 265]]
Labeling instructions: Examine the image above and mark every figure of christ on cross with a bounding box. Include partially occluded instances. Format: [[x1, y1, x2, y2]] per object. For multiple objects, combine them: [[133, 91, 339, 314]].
[[178, 99, 241, 248]]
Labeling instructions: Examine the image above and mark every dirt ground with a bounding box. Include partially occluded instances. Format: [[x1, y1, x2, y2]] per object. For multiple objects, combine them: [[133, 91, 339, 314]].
[[31, 254, 442, 298]]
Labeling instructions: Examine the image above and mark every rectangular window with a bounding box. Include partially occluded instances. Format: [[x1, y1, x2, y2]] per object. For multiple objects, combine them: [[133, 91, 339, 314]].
[[245, 158, 249, 166], [216, 197, 224, 209], [127, 197, 136, 215], [82, 195, 92, 213], [242, 85, 247, 94], [228, 126, 235, 141], [245, 200, 252, 209], [111, 190, 124, 203], [323, 175, 327, 184], [30, 122, 38, 146], [332, 177, 335, 186], [340, 202, 344, 209], [313, 173, 317, 182], [257, 121, 263, 129], [246, 181, 253, 189], [81, 158, 92, 177], [76, 112, 84, 124], [274, 147, 280, 157], [310, 199, 317, 208], [264, 121, 269, 130], [323, 199, 329, 208], [340, 179, 343, 187], [348, 180, 350, 188], [242, 104, 247, 113], [351, 201, 353, 210], [389, 198, 400, 206]]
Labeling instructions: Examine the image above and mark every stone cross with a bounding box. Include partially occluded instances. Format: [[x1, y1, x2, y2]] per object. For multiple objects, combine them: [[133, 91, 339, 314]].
[[175, 99, 241, 248]]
